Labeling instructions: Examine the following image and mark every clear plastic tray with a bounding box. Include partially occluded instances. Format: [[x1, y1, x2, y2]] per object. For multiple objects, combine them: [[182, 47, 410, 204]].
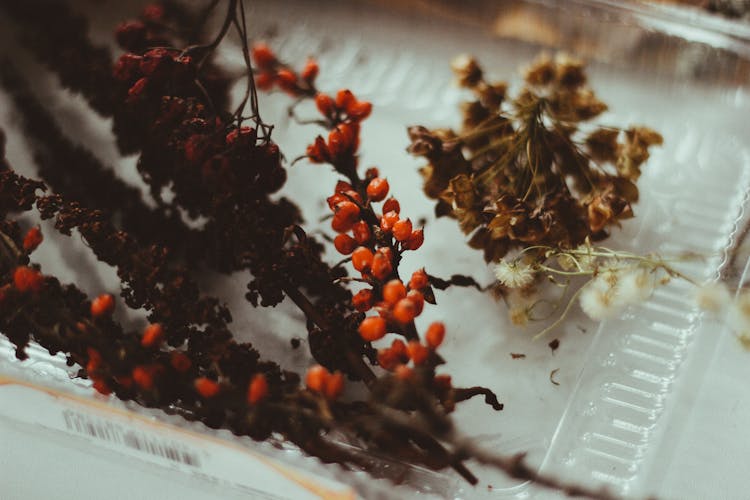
[[1, 1, 749, 498]]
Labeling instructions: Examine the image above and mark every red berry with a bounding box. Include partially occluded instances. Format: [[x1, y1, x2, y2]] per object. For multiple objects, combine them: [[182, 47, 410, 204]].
[[365, 167, 380, 179], [13, 266, 44, 293], [352, 221, 371, 244], [251, 43, 277, 68], [382, 279, 406, 305], [352, 289, 374, 312], [407, 341, 429, 365], [142, 4, 164, 22], [425, 322, 446, 349], [91, 294, 115, 318], [377, 348, 399, 371], [306, 365, 328, 392], [366, 178, 389, 202], [382, 197, 400, 214], [377, 247, 394, 264], [132, 365, 155, 391], [256, 72, 275, 90], [409, 269, 429, 290], [92, 379, 112, 396], [392, 218, 413, 242], [141, 323, 164, 348], [170, 352, 192, 373], [380, 211, 399, 232], [402, 228, 424, 250], [301, 59, 319, 81], [347, 100, 372, 121], [334, 201, 360, 224], [247, 374, 269, 404], [391, 339, 408, 358], [306, 136, 330, 163], [326, 193, 348, 210], [407, 290, 424, 315], [334, 234, 357, 255], [335, 180, 354, 193], [126, 77, 149, 102], [371, 252, 393, 281], [324, 371, 344, 400], [315, 93, 335, 117], [194, 377, 221, 398], [359, 316, 387, 341], [351, 247, 374, 272], [276, 68, 298, 91], [392, 298, 417, 324], [335, 89, 355, 110]]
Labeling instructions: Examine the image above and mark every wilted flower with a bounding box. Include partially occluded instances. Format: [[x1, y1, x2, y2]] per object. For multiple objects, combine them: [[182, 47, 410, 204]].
[[493, 259, 536, 288]]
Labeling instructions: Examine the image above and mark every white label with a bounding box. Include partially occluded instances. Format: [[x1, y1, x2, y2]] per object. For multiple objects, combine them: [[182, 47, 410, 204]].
[[0, 377, 357, 500]]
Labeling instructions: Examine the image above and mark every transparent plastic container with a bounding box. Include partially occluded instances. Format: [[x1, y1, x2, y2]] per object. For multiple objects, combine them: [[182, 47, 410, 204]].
[[1, 1, 749, 498]]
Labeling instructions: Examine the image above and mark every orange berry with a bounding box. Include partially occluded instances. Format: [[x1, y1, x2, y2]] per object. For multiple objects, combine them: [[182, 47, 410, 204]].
[[334, 200, 360, 223], [132, 365, 155, 391], [402, 228, 424, 251], [335, 180, 354, 193], [327, 123, 356, 158], [247, 373, 269, 404], [315, 93, 335, 117], [307, 136, 330, 163], [390, 339, 408, 358], [352, 221, 371, 244], [334, 233, 357, 255], [276, 68, 298, 91], [371, 252, 393, 281], [343, 189, 363, 205], [13, 266, 44, 293], [335, 89, 355, 110], [324, 371, 344, 400], [251, 43, 276, 68], [377, 348, 399, 370], [425, 322, 446, 349], [347, 100, 372, 121], [382, 279, 406, 305], [170, 351, 192, 373], [407, 341, 429, 365], [407, 290, 424, 315], [409, 269, 429, 290], [331, 213, 354, 233], [359, 316, 387, 341], [92, 379, 112, 395], [392, 218, 413, 242], [366, 178, 389, 202], [380, 211, 399, 232], [91, 294, 115, 317], [351, 247, 374, 272], [377, 247, 394, 264], [306, 365, 329, 392], [382, 197, 400, 214], [352, 288, 374, 312], [194, 377, 221, 398], [141, 323, 164, 348], [394, 364, 414, 380], [365, 167, 380, 179], [301, 58, 319, 81], [256, 72, 274, 90], [22, 227, 43, 252], [326, 193, 348, 210], [392, 298, 417, 324]]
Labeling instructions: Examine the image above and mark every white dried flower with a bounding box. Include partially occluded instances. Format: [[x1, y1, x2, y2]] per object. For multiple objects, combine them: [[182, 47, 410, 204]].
[[578, 276, 624, 320], [618, 267, 657, 305], [494, 259, 536, 288], [694, 282, 731, 314]]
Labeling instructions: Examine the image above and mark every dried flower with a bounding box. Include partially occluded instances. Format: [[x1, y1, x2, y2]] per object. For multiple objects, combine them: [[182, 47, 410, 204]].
[[493, 259, 536, 288]]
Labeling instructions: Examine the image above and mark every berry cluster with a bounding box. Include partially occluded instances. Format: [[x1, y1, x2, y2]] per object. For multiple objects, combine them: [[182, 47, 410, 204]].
[[251, 42, 319, 97]]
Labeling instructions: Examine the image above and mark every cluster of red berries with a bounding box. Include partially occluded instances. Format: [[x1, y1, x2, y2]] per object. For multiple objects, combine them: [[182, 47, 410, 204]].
[[251, 43, 318, 97], [114, 48, 195, 104], [306, 90, 373, 164]]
